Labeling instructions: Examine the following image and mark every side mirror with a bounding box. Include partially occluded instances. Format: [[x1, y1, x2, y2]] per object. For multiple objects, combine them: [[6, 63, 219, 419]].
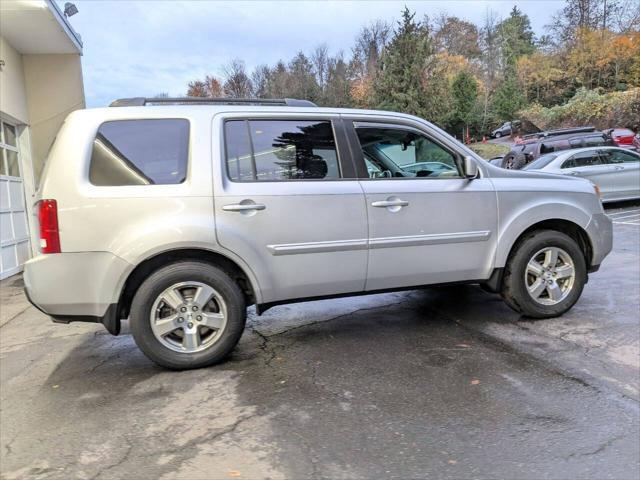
[[463, 156, 479, 179]]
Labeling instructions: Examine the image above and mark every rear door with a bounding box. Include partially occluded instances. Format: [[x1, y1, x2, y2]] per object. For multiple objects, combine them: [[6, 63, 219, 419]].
[[213, 114, 368, 303], [345, 117, 497, 291]]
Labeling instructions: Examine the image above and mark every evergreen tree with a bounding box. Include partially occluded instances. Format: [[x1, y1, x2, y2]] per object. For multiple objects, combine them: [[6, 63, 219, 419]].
[[492, 76, 526, 120], [373, 8, 433, 117], [498, 6, 536, 71], [451, 71, 479, 134]]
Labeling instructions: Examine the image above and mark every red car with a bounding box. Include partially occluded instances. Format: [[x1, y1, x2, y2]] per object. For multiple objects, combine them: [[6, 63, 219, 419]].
[[606, 128, 636, 147]]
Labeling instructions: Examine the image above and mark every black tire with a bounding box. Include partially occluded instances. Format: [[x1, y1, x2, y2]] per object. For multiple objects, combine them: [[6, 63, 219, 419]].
[[501, 230, 587, 318], [495, 132, 502, 138], [130, 261, 246, 370]]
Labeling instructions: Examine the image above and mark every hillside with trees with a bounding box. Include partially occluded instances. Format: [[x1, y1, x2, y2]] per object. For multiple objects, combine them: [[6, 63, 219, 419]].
[[186, 0, 640, 137]]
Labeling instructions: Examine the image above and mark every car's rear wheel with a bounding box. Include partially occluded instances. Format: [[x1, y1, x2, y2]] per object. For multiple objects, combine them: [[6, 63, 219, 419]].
[[495, 132, 502, 138], [501, 230, 586, 318], [130, 261, 246, 369]]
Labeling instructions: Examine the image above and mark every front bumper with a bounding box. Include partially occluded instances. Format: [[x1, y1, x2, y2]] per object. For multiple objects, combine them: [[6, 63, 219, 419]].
[[23, 252, 132, 334], [585, 212, 613, 267]]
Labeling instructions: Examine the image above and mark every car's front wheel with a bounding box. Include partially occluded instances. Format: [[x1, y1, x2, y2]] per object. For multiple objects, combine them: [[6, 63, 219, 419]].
[[495, 132, 502, 138], [501, 230, 586, 318], [130, 261, 246, 369]]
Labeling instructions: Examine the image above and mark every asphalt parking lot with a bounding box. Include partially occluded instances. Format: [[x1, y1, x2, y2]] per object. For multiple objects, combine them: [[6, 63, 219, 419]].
[[1, 202, 638, 480]]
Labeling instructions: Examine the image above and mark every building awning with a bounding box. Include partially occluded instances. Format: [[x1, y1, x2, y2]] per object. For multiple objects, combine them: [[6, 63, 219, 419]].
[[0, 0, 82, 54]]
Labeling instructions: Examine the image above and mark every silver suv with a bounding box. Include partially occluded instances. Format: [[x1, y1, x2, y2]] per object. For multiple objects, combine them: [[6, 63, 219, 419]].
[[24, 97, 613, 369]]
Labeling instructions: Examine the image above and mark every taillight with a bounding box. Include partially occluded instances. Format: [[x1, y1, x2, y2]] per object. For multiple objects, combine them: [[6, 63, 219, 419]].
[[37, 199, 61, 254]]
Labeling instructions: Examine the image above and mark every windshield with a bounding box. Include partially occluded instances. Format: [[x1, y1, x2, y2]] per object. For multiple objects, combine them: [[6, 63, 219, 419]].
[[524, 152, 559, 170]]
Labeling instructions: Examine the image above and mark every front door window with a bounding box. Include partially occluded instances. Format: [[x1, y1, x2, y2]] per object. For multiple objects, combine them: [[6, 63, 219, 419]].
[[354, 126, 462, 179]]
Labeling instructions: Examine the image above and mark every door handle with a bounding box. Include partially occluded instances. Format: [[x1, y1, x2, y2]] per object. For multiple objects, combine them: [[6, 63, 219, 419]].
[[371, 200, 409, 208], [613, 166, 624, 170], [222, 203, 266, 212], [568, 171, 581, 176]]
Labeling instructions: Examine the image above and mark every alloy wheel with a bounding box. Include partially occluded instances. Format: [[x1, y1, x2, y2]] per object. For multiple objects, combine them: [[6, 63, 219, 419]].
[[524, 247, 576, 306], [150, 281, 228, 353]]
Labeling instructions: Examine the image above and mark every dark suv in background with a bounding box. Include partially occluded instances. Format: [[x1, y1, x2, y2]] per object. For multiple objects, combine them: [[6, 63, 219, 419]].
[[491, 121, 521, 138], [502, 127, 614, 169]]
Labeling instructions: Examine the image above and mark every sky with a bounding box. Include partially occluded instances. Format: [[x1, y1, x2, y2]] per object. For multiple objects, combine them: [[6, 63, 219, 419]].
[[59, 0, 566, 108]]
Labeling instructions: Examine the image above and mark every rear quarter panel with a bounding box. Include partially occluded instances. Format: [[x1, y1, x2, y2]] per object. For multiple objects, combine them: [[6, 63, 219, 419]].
[[37, 108, 264, 304]]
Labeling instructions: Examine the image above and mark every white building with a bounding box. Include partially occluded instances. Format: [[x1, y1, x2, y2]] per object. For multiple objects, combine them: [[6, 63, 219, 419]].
[[0, 0, 85, 279]]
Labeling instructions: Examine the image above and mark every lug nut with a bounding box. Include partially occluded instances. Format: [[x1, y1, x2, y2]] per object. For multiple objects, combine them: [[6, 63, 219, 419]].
[[196, 315, 202, 321], [188, 322, 194, 328], [180, 307, 187, 312], [192, 306, 198, 311], [177, 317, 184, 323]]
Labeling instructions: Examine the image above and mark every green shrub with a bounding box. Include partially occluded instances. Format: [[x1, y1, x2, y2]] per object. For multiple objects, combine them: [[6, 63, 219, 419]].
[[519, 87, 640, 130]]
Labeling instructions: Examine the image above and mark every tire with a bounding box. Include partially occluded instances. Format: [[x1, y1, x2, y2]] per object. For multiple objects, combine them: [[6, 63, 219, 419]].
[[495, 132, 502, 138], [130, 261, 246, 370], [501, 230, 586, 318]]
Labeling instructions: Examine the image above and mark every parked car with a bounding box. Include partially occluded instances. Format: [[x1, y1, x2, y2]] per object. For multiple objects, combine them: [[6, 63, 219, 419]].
[[524, 147, 640, 203], [605, 128, 636, 148], [633, 132, 640, 152], [24, 97, 612, 369], [491, 120, 520, 138], [502, 127, 614, 168]]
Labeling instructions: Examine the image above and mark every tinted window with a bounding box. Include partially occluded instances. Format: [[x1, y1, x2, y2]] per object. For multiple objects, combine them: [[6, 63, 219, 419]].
[[225, 120, 340, 181], [584, 135, 606, 147], [354, 126, 461, 179], [562, 151, 603, 168], [90, 119, 189, 186]]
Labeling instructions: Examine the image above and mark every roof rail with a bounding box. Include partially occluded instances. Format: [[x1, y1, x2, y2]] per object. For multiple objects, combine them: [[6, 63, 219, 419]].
[[109, 97, 317, 107], [522, 126, 597, 140]]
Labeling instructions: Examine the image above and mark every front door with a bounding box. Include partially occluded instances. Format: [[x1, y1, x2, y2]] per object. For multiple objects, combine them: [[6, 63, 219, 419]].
[[560, 150, 616, 200], [598, 148, 640, 201], [214, 115, 368, 303], [346, 119, 498, 291]]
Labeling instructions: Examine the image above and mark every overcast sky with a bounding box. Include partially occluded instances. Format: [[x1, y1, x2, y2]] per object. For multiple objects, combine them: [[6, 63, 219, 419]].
[[60, 1, 565, 107]]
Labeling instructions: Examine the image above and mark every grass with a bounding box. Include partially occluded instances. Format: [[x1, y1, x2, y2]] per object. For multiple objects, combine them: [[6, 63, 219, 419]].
[[468, 142, 510, 160]]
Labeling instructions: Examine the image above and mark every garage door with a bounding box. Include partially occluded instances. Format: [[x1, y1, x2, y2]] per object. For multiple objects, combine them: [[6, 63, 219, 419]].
[[0, 120, 30, 280]]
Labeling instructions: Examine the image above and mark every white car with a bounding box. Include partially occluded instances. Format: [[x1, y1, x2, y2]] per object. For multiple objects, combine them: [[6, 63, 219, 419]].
[[524, 147, 640, 203]]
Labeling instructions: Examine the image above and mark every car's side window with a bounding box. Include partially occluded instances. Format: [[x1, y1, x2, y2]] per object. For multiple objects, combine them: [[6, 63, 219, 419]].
[[89, 119, 189, 186], [354, 125, 461, 179], [224, 119, 340, 181], [562, 151, 603, 169], [602, 150, 640, 164]]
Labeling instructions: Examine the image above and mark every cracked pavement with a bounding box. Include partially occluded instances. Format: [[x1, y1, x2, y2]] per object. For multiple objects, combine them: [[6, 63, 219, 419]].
[[1, 202, 639, 479]]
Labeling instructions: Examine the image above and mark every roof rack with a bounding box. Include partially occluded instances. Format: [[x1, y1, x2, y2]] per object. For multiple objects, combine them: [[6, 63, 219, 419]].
[[109, 97, 317, 108], [521, 126, 597, 140]]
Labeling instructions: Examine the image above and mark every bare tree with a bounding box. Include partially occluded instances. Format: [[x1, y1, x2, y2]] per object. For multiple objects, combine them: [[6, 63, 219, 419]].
[[222, 59, 253, 98], [251, 64, 270, 98], [351, 20, 391, 79], [312, 44, 329, 91]]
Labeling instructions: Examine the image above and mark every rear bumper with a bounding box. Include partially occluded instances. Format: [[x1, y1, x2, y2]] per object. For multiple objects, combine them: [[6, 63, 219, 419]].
[[585, 212, 613, 267], [23, 252, 132, 334]]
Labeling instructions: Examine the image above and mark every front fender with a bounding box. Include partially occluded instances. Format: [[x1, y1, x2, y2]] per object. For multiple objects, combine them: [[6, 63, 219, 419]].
[[494, 195, 592, 268]]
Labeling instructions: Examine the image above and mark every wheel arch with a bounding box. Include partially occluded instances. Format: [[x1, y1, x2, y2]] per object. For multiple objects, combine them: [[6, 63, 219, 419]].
[[115, 248, 261, 325], [498, 218, 593, 273]]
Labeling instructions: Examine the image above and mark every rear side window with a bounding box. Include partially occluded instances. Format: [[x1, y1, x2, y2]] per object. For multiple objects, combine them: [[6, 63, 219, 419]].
[[224, 119, 340, 181], [562, 151, 603, 168], [90, 119, 189, 186], [601, 149, 640, 164]]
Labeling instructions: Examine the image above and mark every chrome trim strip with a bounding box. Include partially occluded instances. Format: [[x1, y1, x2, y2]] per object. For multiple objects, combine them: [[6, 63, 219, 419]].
[[267, 238, 368, 256], [267, 230, 491, 255], [369, 231, 491, 249]]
